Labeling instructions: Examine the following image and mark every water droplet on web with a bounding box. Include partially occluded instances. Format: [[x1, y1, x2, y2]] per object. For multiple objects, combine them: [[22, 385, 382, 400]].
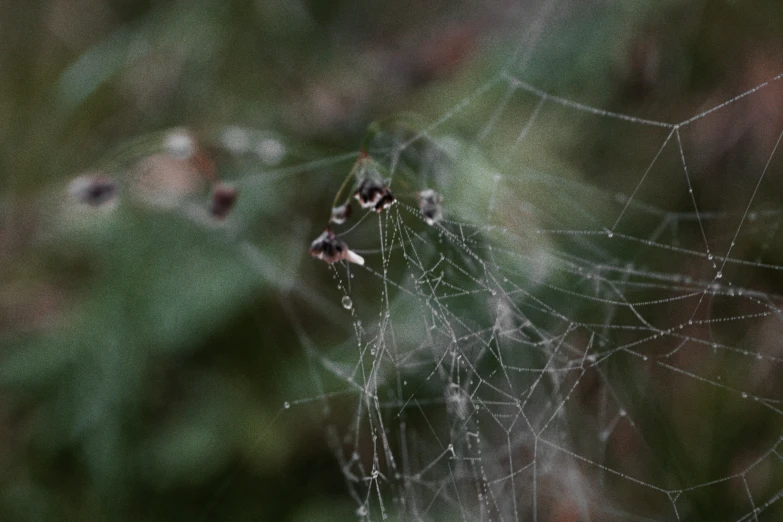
[[741, 392, 748, 399], [356, 505, 368, 517], [707, 254, 714, 260], [283, 401, 290, 409], [341, 296, 353, 309], [716, 272, 723, 279]]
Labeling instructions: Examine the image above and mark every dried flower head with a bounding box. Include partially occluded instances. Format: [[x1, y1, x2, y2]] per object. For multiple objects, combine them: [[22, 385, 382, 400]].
[[354, 178, 394, 212], [330, 203, 352, 224], [309, 230, 364, 265], [373, 192, 395, 212], [69, 175, 117, 206], [210, 184, 237, 219], [418, 189, 442, 225]]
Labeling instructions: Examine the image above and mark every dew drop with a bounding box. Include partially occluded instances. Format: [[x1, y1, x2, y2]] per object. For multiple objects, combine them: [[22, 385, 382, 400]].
[[741, 392, 748, 399], [341, 296, 353, 310], [707, 254, 714, 260], [716, 272, 723, 279], [283, 401, 291, 410]]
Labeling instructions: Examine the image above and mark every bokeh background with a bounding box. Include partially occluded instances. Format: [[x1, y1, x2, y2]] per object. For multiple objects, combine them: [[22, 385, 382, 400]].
[[2, 0, 783, 520]]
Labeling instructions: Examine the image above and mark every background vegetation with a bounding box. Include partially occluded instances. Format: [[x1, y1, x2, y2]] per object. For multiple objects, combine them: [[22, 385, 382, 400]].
[[2, 1, 783, 520]]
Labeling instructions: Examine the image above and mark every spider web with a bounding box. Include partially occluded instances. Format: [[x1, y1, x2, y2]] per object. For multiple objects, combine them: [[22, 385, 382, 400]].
[[228, 4, 783, 522]]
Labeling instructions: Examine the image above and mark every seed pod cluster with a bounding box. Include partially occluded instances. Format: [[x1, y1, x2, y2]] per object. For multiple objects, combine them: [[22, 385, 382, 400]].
[[311, 154, 399, 266]]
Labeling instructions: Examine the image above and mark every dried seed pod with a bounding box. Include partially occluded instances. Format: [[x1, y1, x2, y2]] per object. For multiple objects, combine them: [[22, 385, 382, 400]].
[[373, 192, 395, 212], [210, 184, 237, 219], [309, 230, 364, 265], [354, 178, 393, 211], [418, 189, 442, 225], [69, 175, 117, 206], [330, 203, 352, 224]]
